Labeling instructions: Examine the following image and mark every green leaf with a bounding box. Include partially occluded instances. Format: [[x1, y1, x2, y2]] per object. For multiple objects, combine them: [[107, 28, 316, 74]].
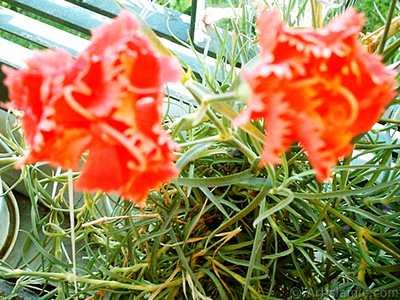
[[176, 169, 255, 187]]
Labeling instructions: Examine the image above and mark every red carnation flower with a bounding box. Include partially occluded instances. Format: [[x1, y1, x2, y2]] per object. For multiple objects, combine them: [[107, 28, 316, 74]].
[[3, 10, 181, 207], [234, 9, 397, 181]]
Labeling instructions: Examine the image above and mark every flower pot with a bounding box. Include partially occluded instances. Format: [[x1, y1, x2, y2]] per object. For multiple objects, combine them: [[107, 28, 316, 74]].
[[0, 182, 19, 260]]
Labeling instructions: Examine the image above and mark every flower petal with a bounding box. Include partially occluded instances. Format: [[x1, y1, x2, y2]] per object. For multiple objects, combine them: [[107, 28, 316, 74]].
[[235, 8, 397, 181], [75, 128, 179, 208], [5, 11, 182, 206]]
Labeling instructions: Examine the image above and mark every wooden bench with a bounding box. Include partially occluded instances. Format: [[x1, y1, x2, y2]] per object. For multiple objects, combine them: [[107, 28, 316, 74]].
[[0, 0, 238, 108]]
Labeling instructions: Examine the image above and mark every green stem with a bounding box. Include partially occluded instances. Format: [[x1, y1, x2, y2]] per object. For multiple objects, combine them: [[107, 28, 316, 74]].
[[67, 169, 78, 297], [205, 107, 231, 139], [178, 135, 222, 148], [125, 200, 134, 265], [208, 258, 265, 300], [0, 267, 206, 292], [309, 198, 364, 232], [382, 38, 400, 63], [203, 91, 237, 104], [307, 197, 400, 260], [206, 181, 271, 246], [377, 0, 397, 54], [229, 136, 258, 163], [185, 80, 231, 139], [379, 118, 400, 125], [0, 157, 19, 164], [310, 0, 322, 29], [211, 102, 265, 143]]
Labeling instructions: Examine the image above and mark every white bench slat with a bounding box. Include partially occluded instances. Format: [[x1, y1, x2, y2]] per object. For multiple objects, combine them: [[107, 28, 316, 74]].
[[0, 37, 32, 69], [0, 6, 90, 55], [4, 0, 108, 35]]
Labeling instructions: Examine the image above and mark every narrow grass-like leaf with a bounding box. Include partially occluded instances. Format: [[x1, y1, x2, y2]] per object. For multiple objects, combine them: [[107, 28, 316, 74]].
[[253, 192, 294, 226], [176, 169, 254, 187], [243, 199, 265, 299], [206, 181, 271, 245], [175, 142, 214, 170]]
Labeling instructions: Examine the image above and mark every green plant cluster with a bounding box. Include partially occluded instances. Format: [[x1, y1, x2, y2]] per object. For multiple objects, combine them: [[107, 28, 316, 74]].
[[1, 98, 400, 299], [354, 0, 392, 33], [0, 0, 399, 300], [156, 0, 240, 15]]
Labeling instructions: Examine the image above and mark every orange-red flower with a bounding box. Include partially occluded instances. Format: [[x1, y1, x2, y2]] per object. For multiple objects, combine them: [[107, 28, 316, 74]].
[[3, 10, 181, 207], [234, 9, 398, 181]]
